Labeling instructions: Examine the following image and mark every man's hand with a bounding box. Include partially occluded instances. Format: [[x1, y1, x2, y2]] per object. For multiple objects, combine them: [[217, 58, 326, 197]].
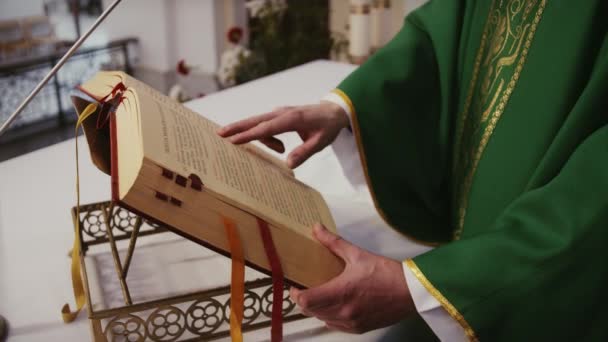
[[291, 224, 416, 334], [217, 102, 349, 169]]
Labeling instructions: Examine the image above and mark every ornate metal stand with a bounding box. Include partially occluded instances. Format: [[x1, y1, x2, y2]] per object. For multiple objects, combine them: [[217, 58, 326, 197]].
[[73, 201, 306, 341]]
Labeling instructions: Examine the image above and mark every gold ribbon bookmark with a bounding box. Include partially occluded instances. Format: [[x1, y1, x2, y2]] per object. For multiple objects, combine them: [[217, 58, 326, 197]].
[[62, 102, 98, 323], [223, 216, 245, 342]]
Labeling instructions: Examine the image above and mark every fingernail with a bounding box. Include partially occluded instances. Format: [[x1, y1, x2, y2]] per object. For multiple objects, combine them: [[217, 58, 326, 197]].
[[287, 155, 298, 168], [313, 224, 325, 234], [290, 287, 300, 301]]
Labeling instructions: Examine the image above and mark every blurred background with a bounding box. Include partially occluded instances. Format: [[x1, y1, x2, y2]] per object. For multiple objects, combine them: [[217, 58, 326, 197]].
[[0, 0, 426, 161]]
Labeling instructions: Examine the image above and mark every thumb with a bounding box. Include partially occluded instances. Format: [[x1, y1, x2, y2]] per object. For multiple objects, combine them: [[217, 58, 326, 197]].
[[313, 224, 358, 263]]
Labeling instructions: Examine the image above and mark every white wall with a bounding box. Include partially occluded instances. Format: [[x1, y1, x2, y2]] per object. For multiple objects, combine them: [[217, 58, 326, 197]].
[[0, 0, 46, 21], [403, 0, 428, 15], [171, 0, 218, 74], [100, 0, 173, 72], [99, 0, 219, 74]]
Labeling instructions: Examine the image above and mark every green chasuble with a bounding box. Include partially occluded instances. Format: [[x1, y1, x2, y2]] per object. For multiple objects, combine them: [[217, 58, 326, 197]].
[[335, 0, 608, 340]]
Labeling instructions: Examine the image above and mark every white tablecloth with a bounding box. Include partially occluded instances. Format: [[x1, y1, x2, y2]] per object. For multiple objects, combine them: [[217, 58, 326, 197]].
[[0, 60, 429, 341]]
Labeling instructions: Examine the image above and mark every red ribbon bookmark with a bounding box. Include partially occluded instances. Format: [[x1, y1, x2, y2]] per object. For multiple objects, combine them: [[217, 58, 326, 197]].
[[257, 218, 284, 342]]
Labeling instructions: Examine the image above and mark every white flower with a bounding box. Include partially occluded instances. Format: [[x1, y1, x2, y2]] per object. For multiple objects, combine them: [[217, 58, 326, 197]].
[[245, 0, 287, 18], [245, 0, 266, 18], [217, 45, 251, 88], [270, 0, 287, 12], [168, 84, 189, 102]]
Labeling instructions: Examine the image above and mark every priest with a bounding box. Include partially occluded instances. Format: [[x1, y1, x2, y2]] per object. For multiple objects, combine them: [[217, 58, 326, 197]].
[[219, 0, 608, 340]]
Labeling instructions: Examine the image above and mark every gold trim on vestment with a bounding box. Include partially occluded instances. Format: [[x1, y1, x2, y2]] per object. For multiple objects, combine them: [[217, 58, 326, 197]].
[[332, 89, 441, 247], [405, 259, 480, 342], [452, 0, 547, 240]]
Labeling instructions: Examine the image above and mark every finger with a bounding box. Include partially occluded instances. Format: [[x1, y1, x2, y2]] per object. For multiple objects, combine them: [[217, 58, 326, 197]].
[[300, 304, 342, 320], [289, 287, 300, 303], [260, 137, 285, 153], [217, 111, 281, 137], [325, 322, 357, 334], [293, 287, 340, 319], [218, 111, 279, 137], [286, 134, 322, 168], [228, 114, 296, 144], [291, 276, 346, 312], [299, 307, 316, 317], [312, 224, 359, 263]]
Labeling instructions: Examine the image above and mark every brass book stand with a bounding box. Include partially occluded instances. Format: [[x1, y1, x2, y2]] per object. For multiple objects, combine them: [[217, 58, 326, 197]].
[[72, 201, 306, 341]]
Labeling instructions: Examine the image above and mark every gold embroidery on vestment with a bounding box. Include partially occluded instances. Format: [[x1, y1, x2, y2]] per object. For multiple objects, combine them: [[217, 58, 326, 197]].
[[452, 0, 546, 239]]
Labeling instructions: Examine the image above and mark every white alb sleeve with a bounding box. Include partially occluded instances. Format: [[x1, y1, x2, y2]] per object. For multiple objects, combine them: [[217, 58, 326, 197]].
[[403, 263, 467, 341]]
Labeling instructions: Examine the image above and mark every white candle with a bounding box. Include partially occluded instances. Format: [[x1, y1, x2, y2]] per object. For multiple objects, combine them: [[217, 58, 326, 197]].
[[349, 0, 372, 62]]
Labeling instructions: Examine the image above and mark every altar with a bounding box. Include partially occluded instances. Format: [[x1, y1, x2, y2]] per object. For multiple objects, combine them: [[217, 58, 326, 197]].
[[0, 60, 431, 341]]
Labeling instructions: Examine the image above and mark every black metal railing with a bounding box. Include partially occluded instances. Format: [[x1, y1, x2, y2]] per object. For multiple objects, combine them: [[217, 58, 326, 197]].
[[0, 37, 138, 145]]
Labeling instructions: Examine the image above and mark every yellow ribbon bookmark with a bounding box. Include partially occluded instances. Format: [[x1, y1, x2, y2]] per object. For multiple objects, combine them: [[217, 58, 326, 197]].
[[62, 102, 99, 323], [223, 216, 245, 342]]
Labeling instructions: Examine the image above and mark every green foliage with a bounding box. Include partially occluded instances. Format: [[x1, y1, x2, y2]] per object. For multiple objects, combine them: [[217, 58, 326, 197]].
[[234, 0, 332, 85]]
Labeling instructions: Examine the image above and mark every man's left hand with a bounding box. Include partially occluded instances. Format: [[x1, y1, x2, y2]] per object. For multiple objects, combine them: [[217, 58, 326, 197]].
[[290, 224, 416, 334]]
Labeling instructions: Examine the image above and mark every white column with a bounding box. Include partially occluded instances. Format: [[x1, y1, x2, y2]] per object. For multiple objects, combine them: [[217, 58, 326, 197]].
[[371, 0, 392, 51]]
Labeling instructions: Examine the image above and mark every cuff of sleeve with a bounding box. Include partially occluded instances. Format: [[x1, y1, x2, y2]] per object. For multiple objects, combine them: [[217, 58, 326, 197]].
[[329, 121, 370, 195], [403, 260, 471, 342], [323, 90, 370, 194], [322, 89, 354, 129]]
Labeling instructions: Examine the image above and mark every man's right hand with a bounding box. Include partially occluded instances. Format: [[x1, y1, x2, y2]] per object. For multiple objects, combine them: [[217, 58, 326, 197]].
[[217, 101, 349, 169]]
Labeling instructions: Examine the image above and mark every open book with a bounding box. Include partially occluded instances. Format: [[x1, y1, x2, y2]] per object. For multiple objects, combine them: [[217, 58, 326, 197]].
[[72, 72, 344, 288]]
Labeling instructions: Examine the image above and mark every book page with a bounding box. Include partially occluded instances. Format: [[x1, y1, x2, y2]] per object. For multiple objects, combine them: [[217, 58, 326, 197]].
[[124, 76, 336, 235]]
